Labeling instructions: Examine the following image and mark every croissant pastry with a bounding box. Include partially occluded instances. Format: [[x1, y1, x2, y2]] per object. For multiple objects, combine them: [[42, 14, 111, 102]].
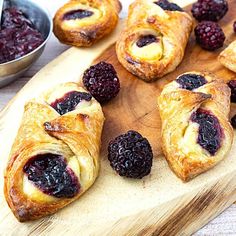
[[116, 0, 193, 82], [53, 0, 122, 47], [4, 82, 105, 221], [158, 72, 233, 181], [218, 40, 236, 73]]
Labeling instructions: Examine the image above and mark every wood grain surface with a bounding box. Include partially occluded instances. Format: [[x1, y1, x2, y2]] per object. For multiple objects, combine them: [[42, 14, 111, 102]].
[[0, 0, 236, 235]]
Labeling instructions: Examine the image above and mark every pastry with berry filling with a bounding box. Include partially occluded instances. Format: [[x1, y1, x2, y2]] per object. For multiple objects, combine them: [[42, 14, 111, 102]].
[[53, 0, 121, 47], [4, 82, 104, 221], [116, 0, 193, 82], [158, 72, 233, 181], [218, 40, 236, 73]]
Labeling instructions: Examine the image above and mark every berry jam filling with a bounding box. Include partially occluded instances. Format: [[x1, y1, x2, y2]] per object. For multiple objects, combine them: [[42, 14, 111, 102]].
[[136, 35, 158, 48], [227, 80, 236, 103], [191, 109, 223, 155], [63, 9, 94, 20], [0, 8, 44, 64], [154, 0, 183, 12], [50, 91, 92, 115], [23, 154, 79, 198], [176, 74, 207, 91]]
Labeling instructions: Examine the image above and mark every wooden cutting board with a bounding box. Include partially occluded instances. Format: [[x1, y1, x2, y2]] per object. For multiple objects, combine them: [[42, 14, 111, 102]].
[[0, 1, 236, 235]]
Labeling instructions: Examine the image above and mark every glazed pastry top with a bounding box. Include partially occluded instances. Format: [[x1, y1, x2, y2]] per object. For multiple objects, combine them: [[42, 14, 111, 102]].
[[53, 0, 122, 47], [116, 0, 193, 81]]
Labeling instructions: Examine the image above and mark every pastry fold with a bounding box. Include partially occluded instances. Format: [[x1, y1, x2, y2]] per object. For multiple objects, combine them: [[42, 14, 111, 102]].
[[116, 0, 193, 82], [53, 0, 122, 47], [158, 72, 233, 181], [218, 40, 236, 73], [4, 82, 105, 221]]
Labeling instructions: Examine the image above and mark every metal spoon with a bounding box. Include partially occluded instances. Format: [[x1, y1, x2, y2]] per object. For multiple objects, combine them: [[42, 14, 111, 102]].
[[0, 0, 4, 29]]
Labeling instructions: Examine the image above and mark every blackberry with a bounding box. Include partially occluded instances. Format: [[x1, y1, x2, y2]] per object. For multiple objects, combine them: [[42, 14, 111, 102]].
[[227, 80, 236, 103], [191, 109, 223, 155], [154, 0, 183, 12], [194, 21, 225, 51], [83, 61, 120, 103], [108, 130, 153, 179], [231, 115, 236, 129], [177, 74, 207, 90], [191, 0, 228, 22], [24, 154, 79, 198], [233, 21, 236, 33], [50, 91, 92, 115]]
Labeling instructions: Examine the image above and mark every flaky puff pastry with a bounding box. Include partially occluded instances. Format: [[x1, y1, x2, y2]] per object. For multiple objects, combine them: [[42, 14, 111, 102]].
[[116, 0, 193, 82], [158, 72, 233, 181], [4, 82, 105, 222], [53, 0, 122, 47], [218, 40, 236, 73]]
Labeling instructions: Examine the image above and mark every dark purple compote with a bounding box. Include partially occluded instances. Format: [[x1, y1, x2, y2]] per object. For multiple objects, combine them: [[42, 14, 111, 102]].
[[50, 91, 92, 115], [136, 35, 158, 48], [0, 7, 44, 64], [191, 109, 223, 155], [23, 154, 79, 198], [63, 9, 94, 20], [176, 74, 207, 90]]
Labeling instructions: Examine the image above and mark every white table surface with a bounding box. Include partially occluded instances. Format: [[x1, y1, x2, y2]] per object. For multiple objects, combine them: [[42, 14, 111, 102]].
[[0, 0, 235, 235]]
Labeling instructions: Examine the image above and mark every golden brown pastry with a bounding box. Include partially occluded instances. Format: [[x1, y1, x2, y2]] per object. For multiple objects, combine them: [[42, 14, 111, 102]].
[[116, 0, 193, 82], [4, 82, 105, 221], [53, 0, 122, 47], [218, 40, 236, 73], [158, 72, 233, 181]]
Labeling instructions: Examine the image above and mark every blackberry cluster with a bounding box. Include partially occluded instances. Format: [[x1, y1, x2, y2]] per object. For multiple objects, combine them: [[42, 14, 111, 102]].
[[154, 0, 183, 12], [227, 80, 236, 103], [83, 61, 120, 103], [191, 0, 228, 22], [108, 130, 153, 179], [234, 21, 236, 33], [194, 21, 225, 51]]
